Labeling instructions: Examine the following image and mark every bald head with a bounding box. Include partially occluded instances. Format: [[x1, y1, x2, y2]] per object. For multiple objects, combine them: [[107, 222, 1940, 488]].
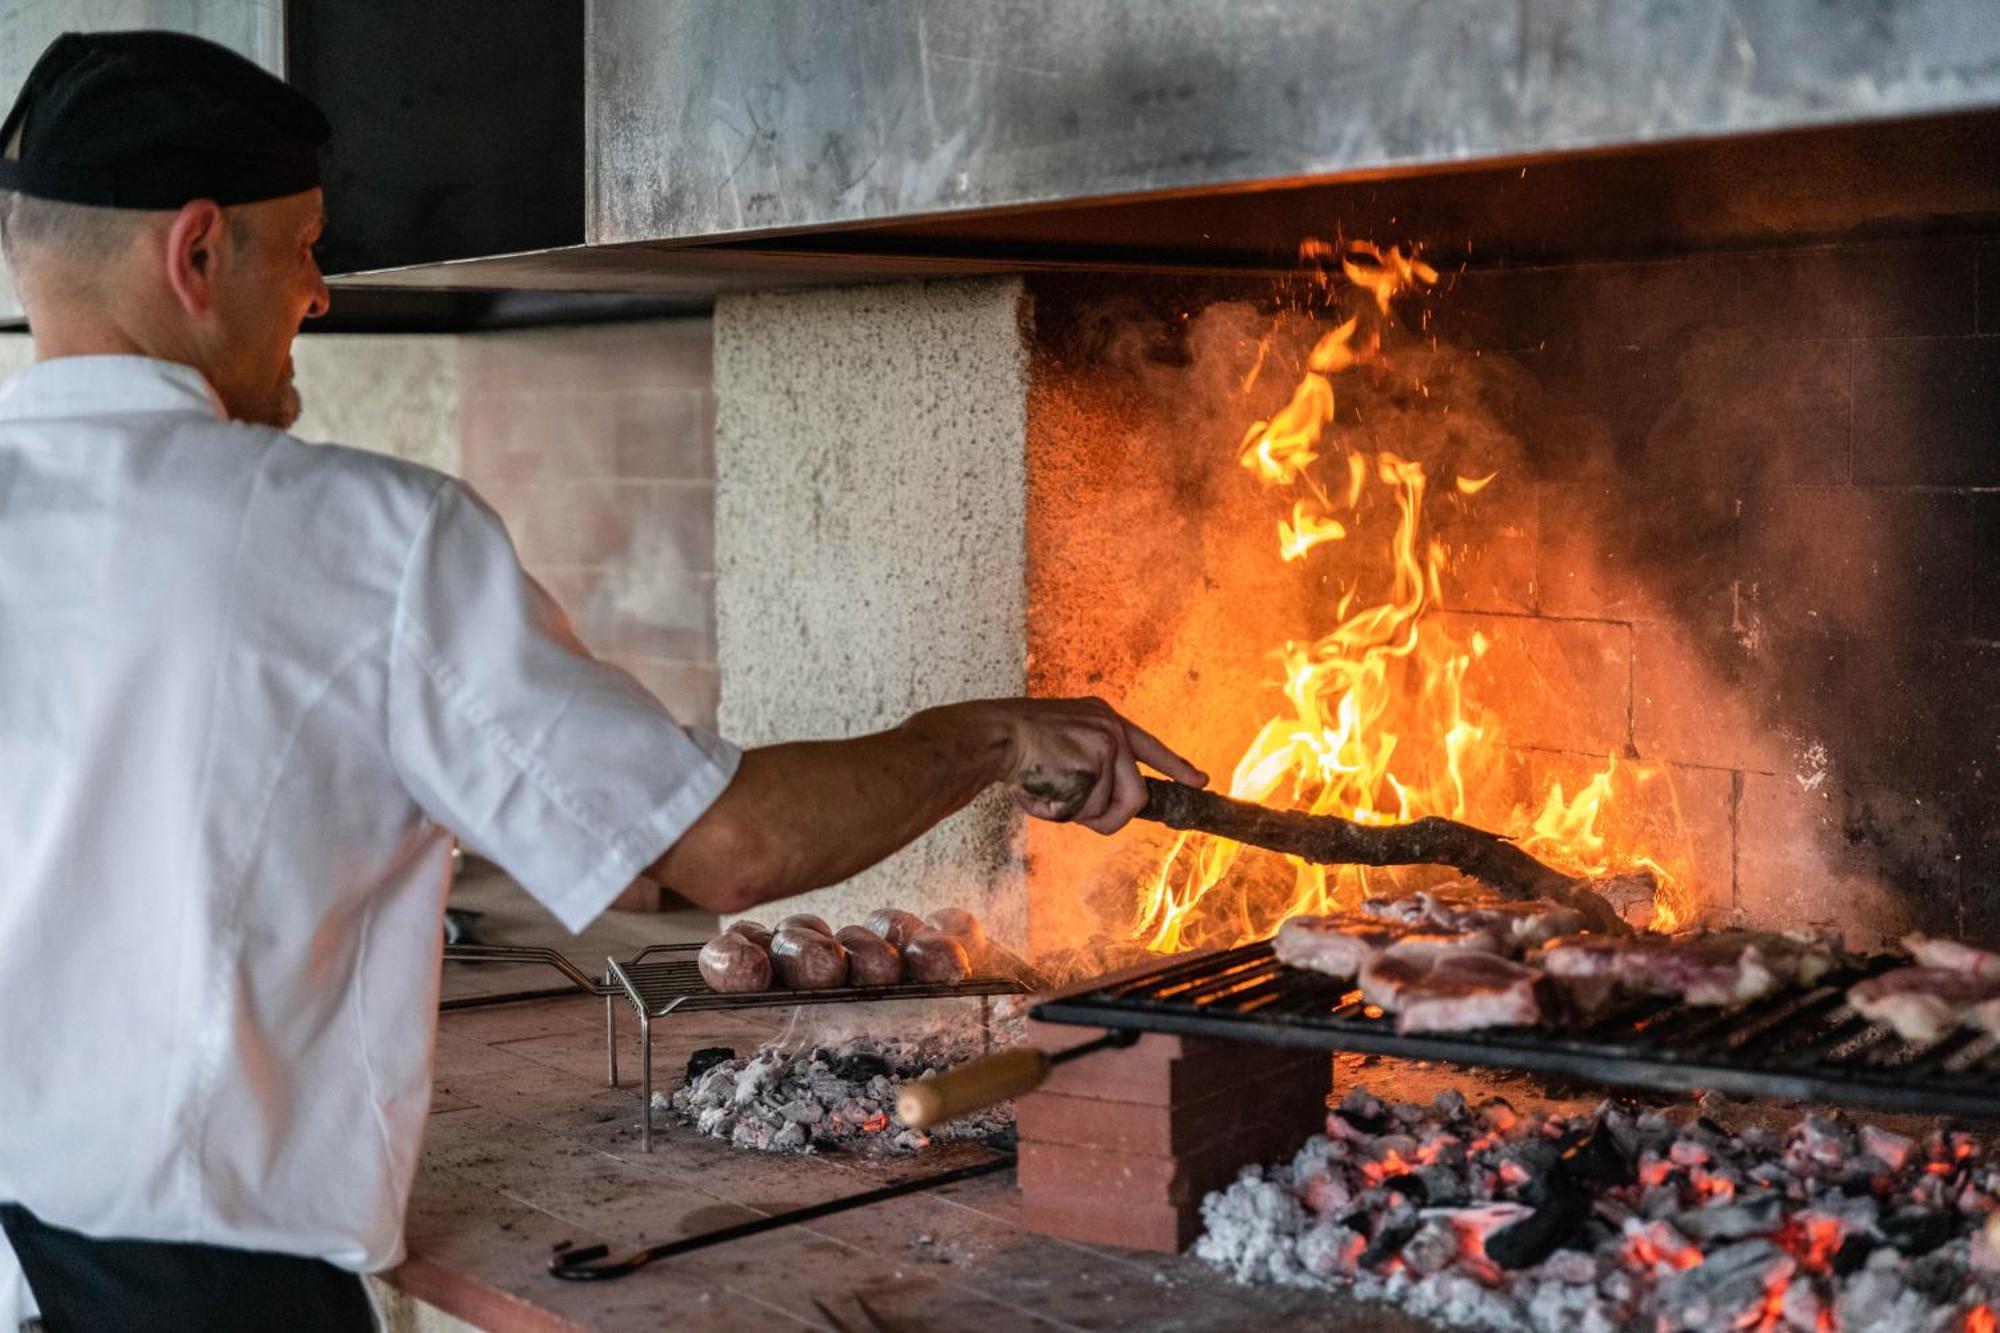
[[0, 182, 329, 428], [0, 191, 157, 292]]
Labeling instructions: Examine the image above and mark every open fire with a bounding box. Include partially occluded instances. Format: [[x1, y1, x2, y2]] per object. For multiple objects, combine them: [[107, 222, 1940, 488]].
[[1131, 240, 1695, 957]]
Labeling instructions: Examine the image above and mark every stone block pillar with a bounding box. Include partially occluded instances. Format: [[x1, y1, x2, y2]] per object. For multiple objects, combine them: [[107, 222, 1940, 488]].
[[712, 279, 1031, 943]]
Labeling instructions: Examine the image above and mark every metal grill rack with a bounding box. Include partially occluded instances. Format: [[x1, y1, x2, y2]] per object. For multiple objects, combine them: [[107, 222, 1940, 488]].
[[1034, 942, 2000, 1119], [439, 942, 613, 1009], [605, 944, 1029, 1150]]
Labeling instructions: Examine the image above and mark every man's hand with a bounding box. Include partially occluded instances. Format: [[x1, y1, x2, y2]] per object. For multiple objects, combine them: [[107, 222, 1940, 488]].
[[651, 695, 1205, 913], [991, 696, 1208, 834]]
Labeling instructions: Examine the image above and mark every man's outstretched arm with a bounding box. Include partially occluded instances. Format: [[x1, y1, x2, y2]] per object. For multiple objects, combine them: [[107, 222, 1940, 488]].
[[649, 697, 1206, 914]]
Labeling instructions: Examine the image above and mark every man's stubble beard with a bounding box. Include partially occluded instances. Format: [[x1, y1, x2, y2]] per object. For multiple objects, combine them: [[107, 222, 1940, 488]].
[[274, 371, 302, 430]]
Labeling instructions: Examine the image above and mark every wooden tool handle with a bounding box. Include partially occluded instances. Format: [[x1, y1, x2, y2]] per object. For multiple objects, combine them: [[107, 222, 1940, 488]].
[[897, 1047, 1051, 1130]]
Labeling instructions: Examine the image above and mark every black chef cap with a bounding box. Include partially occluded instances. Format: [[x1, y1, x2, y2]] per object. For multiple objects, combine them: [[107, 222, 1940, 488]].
[[0, 30, 328, 209]]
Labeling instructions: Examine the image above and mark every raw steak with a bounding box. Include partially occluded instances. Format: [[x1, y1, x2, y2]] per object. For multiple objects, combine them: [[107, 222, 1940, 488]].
[[1359, 951, 1546, 1034], [1847, 966, 2000, 1042], [1273, 913, 1502, 981], [1362, 887, 1586, 952], [1903, 934, 2000, 981], [1538, 929, 1838, 1007]]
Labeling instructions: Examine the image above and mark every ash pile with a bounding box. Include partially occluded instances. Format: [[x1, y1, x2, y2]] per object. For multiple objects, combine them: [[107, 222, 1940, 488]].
[[1198, 1086, 2000, 1332], [660, 1024, 1017, 1155]]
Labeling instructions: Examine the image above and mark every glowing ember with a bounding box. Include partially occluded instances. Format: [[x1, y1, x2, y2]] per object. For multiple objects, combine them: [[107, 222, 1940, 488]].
[[1969, 1305, 1998, 1333], [1132, 238, 1694, 953]]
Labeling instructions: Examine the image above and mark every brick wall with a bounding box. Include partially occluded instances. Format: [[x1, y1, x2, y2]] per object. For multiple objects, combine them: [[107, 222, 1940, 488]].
[[457, 321, 719, 732], [1024, 237, 2000, 952], [5, 322, 720, 728]]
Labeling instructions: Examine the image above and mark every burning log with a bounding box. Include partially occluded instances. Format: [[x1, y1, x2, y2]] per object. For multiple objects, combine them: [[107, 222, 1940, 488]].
[[1136, 778, 1628, 934]]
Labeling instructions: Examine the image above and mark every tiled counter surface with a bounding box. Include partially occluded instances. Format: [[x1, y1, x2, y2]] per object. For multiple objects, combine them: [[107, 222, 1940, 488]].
[[382, 990, 1428, 1332]]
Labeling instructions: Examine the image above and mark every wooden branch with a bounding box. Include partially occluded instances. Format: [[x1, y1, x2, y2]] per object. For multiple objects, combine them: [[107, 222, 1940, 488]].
[[1136, 778, 1627, 934]]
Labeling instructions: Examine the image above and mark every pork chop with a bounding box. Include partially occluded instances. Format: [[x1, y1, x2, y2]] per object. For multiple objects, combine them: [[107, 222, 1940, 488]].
[[1848, 966, 2000, 1042], [1537, 929, 1835, 1007], [1273, 913, 1502, 981], [1359, 886, 1587, 953], [1359, 951, 1545, 1034], [1903, 934, 2000, 981]]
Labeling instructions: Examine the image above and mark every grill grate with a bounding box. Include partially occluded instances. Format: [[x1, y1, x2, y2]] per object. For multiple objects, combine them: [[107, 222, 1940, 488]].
[[1033, 942, 2000, 1118], [604, 943, 1028, 1151], [606, 943, 1025, 1018]]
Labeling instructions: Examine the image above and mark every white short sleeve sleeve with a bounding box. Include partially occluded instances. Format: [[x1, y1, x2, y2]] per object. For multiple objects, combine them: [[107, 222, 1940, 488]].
[[389, 480, 739, 932]]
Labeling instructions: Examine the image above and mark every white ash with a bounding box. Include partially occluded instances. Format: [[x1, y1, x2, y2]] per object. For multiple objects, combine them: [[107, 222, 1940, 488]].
[[659, 1025, 1016, 1155], [1195, 1086, 2000, 1332]]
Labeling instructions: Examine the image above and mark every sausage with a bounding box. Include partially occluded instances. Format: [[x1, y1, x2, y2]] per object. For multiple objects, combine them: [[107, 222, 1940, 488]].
[[770, 926, 850, 989], [777, 912, 833, 937], [725, 919, 774, 951], [923, 907, 988, 967], [835, 925, 904, 987], [864, 908, 927, 950], [903, 931, 971, 985], [698, 931, 772, 994]]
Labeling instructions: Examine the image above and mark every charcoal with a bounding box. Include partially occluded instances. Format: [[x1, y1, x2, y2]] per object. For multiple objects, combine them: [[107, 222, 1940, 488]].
[[1904, 1252, 1966, 1304], [1416, 1164, 1470, 1208], [827, 1050, 893, 1083], [1652, 1239, 1795, 1329], [1833, 1232, 1878, 1275], [1333, 1105, 1390, 1136], [665, 1027, 1013, 1155], [1672, 1194, 1783, 1241], [1403, 1217, 1461, 1275], [1882, 1210, 1958, 1256], [685, 1046, 736, 1081], [1500, 1140, 1562, 1197], [1561, 1125, 1634, 1187], [1362, 1212, 1423, 1268], [1193, 1080, 2000, 1333], [1485, 1190, 1591, 1269], [1383, 1172, 1428, 1204]]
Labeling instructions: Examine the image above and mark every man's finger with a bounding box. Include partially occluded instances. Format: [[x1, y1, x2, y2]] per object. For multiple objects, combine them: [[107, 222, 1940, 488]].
[[1080, 737, 1148, 835], [1121, 720, 1208, 789]]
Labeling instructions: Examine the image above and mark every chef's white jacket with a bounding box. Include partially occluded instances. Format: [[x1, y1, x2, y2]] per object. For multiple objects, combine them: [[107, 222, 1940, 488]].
[[0, 355, 738, 1313]]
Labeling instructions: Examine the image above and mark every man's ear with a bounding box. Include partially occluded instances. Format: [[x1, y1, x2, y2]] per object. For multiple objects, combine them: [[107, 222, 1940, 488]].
[[163, 199, 227, 315]]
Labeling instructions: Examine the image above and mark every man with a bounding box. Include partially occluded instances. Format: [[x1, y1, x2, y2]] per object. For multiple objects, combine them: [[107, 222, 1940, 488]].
[[0, 30, 1204, 1332]]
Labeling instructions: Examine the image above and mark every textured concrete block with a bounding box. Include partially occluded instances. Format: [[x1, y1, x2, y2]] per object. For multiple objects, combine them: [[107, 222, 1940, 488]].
[[0, 334, 31, 381], [1852, 337, 2000, 485], [1739, 487, 1974, 640], [713, 279, 1030, 942], [1982, 243, 2000, 336], [1511, 748, 1737, 924], [1540, 249, 1853, 349], [1537, 482, 1737, 628], [1845, 239, 1980, 338], [459, 320, 712, 396], [1440, 611, 1631, 755], [1630, 622, 1796, 774], [1736, 772, 1959, 946], [609, 389, 711, 480], [1400, 267, 1544, 352], [293, 335, 461, 474], [460, 391, 616, 485]]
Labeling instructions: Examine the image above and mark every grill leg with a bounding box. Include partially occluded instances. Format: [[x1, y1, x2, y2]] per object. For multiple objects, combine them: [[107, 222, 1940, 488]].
[[605, 985, 619, 1087], [640, 1012, 654, 1153], [980, 994, 992, 1055]]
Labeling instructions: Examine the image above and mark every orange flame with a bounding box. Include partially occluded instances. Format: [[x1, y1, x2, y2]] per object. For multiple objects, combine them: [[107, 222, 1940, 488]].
[[1132, 238, 1692, 953], [1968, 1306, 1998, 1333]]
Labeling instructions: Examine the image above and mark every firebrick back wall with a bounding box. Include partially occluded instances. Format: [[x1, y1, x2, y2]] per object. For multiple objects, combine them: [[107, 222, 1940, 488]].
[[1025, 236, 2000, 952]]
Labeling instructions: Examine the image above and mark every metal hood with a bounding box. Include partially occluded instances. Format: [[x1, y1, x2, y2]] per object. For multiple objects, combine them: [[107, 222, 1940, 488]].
[[331, 0, 2000, 305]]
